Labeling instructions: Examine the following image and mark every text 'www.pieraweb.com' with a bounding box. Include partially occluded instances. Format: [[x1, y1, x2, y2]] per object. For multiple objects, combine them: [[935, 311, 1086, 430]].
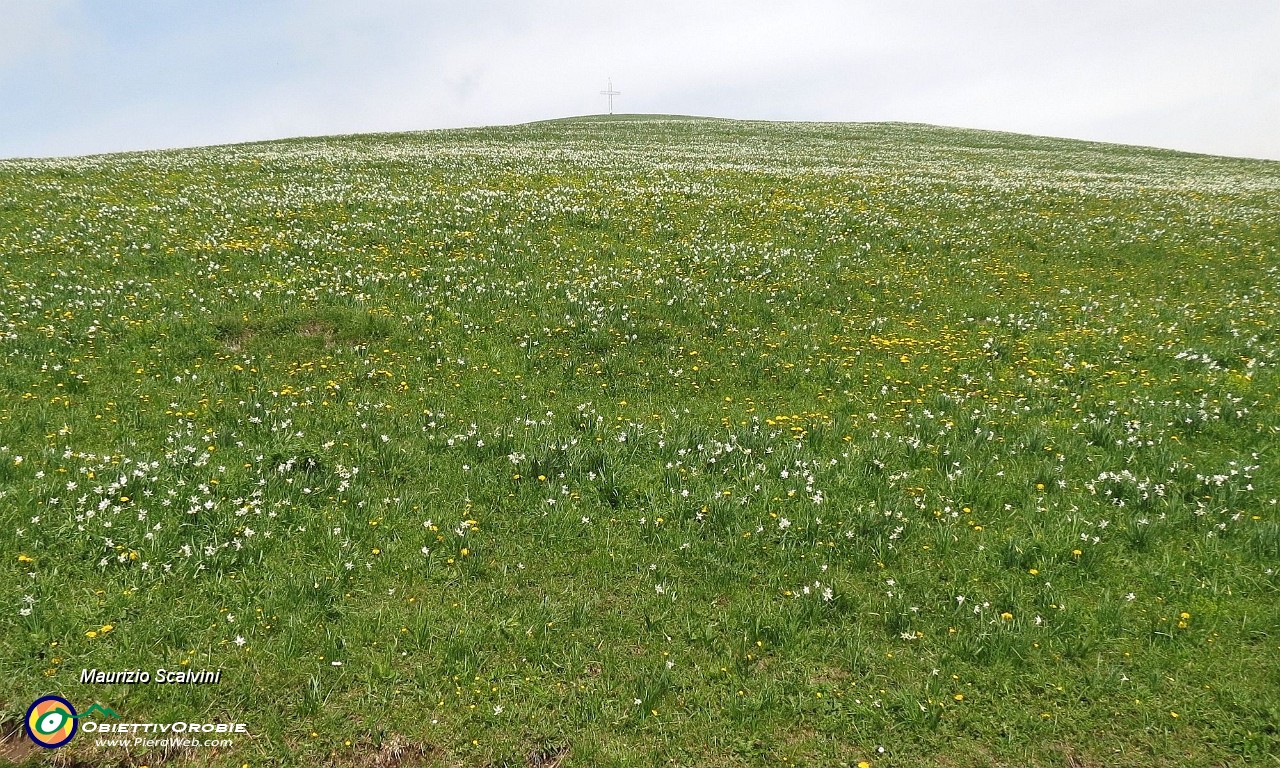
[[95, 737, 235, 748]]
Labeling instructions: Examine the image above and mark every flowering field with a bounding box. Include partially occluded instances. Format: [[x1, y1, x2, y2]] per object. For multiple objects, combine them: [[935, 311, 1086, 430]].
[[2, 116, 1279, 766]]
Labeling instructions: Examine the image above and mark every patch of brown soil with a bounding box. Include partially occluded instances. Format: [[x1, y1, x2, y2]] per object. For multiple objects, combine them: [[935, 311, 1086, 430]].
[[526, 745, 569, 768]]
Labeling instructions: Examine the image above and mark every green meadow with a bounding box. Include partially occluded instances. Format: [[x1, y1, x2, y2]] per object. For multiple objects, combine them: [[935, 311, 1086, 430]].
[[1, 116, 1278, 766]]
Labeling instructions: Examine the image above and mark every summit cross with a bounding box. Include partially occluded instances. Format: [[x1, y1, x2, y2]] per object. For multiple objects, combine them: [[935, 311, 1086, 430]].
[[599, 78, 620, 115]]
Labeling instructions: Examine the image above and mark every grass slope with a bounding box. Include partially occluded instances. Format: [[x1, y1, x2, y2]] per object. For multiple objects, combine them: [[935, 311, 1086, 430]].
[[1, 117, 1279, 767]]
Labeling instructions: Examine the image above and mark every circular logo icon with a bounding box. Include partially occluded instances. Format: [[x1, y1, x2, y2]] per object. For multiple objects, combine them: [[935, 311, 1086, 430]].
[[25, 695, 78, 749]]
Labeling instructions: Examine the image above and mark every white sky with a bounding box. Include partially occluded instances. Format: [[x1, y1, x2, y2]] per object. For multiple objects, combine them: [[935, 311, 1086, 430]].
[[2, 0, 1278, 160]]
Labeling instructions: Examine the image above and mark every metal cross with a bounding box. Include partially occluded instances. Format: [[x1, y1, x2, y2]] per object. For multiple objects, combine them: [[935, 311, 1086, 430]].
[[599, 78, 620, 115]]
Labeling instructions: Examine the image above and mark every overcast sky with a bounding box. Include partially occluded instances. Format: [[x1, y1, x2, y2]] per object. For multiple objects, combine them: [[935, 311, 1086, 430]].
[[2, 0, 1278, 161]]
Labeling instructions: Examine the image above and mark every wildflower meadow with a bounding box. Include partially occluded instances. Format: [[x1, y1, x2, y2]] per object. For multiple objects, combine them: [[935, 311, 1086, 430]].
[[1, 116, 1278, 766]]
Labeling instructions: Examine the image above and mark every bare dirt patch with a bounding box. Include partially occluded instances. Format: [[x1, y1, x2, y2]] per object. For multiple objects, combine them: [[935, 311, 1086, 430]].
[[0, 728, 39, 766], [526, 744, 569, 768]]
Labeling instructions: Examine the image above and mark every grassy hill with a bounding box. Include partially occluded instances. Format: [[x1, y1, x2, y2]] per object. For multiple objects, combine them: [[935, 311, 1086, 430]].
[[1, 116, 1278, 767]]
